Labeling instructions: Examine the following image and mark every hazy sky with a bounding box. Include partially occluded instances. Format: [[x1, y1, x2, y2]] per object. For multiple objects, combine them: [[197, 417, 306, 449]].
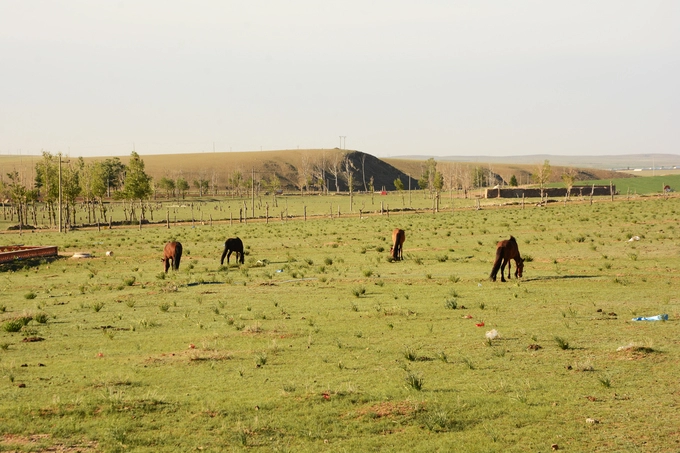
[[1, 1, 678, 158]]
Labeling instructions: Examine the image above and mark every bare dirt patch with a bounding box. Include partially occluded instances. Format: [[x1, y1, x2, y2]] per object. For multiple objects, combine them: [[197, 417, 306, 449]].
[[356, 400, 426, 419], [1, 434, 97, 452]]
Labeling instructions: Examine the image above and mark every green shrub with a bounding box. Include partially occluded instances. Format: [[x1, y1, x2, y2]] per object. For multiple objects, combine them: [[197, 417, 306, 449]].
[[404, 372, 423, 391], [554, 336, 570, 350], [444, 298, 458, 310], [351, 286, 366, 298], [34, 312, 49, 324], [3, 317, 31, 333]]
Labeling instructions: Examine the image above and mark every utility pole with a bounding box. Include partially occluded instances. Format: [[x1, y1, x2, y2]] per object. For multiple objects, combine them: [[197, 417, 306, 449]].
[[252, 168, 255, 219]]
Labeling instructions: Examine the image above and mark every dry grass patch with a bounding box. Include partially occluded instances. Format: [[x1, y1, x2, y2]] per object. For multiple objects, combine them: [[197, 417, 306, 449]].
[[356, 400, 426, 419], [1, 434, 98, 452]]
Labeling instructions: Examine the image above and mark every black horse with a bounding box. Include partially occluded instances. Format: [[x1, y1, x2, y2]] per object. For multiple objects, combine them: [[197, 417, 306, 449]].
[[221, 237, 245, 265]]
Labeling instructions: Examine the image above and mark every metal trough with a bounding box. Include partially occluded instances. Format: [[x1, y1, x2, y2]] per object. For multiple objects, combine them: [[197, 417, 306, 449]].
[[0, 246, 59, 264]]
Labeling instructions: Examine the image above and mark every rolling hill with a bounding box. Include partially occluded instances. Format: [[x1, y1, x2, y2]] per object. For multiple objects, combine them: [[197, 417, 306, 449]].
[[0, 149, 636, 192]]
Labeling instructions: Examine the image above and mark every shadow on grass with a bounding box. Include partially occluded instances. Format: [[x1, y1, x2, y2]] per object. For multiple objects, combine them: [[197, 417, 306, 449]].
[[186, 281, 226, 287], [522, 275, 601, 282], [0, 256, 64, 273]]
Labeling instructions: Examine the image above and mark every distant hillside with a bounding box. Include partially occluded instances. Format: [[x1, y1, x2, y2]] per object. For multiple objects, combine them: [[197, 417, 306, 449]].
[[392, 153, 680, 171], [383, 158, 632, 186], [90, 149, 410, 192], [0, 150, 636, 192]]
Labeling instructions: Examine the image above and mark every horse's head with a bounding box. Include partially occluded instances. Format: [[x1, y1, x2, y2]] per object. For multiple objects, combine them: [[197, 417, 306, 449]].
[[515, 257, 524, 278]]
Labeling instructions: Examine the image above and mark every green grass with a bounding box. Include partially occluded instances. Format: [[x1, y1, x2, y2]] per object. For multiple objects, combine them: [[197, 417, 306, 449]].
[[566, 174, 680, 195], [0, 195, 679, 451]]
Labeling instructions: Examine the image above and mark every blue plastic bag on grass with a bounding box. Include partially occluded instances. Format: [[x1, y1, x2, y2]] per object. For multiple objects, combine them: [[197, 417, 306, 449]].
[[631, 314, 668, 322]]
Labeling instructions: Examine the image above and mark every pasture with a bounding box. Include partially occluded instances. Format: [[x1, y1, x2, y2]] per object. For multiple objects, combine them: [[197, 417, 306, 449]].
[[1, 194, 679, 452]]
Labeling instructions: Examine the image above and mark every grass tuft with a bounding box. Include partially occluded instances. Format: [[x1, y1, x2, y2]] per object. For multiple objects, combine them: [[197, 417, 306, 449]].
[[554, 336, 570, 350], [404, 372, 424, 391]]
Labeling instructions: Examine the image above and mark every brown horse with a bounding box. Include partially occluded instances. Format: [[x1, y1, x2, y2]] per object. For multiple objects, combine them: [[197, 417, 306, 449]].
[[490, 236, 524, 282], [390, 228, 406, 261], [162, 241, 183, 273], [220, 237, 244, 265]]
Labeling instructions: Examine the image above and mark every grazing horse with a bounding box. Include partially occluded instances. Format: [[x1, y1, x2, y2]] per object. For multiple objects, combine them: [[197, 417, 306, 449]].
[[162, 241, 182, 273], [221, 237, 245, 265], [389, 228, 406, 261], [489, 236, 524, 282]]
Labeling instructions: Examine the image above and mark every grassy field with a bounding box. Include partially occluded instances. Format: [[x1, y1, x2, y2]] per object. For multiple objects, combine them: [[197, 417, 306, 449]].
[[1, 194, 679, 452], [570, 174, 680, 196]]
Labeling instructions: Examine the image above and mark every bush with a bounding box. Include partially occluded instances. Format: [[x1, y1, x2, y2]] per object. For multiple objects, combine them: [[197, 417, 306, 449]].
[[3, 317, 31, 333], [34, 312, 49, 324], [351, 286, 366, 298]]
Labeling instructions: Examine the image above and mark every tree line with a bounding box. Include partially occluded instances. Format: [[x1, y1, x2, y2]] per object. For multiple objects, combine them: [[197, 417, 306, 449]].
[[1, 149, 564, 228]]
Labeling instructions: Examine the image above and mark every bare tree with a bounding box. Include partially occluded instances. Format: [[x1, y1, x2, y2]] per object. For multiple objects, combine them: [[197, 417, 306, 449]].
[[310, 153, 328, 193], [532, 160, 553, 201], [561, 167, 577, 200], [297, 153, 313, 195], [327, 151, 343, 192], [342, 155, 357, 211], [440, 162, 458, 200]]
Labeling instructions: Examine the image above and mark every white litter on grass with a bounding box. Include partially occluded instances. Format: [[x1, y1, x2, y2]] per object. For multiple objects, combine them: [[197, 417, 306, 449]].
[[71, 252, 92, 259], [485, 329, 499, 340], [617, 343, 636, 352], [628, 236, 640, 242], [105, 251, 113, 256]]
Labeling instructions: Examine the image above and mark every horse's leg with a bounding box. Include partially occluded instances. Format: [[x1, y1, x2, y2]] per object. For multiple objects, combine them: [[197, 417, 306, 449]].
[[220, 247, 228, 266], [500, 258, 507, 282], [507, 261, 512, 280], [227, 250, 232, 264], [164, 258, 170, 273]]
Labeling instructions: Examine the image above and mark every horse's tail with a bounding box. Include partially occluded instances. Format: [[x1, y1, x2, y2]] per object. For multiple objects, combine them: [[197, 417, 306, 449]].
[[490, 246, 503, 280], [174, 243, 183, 270]]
